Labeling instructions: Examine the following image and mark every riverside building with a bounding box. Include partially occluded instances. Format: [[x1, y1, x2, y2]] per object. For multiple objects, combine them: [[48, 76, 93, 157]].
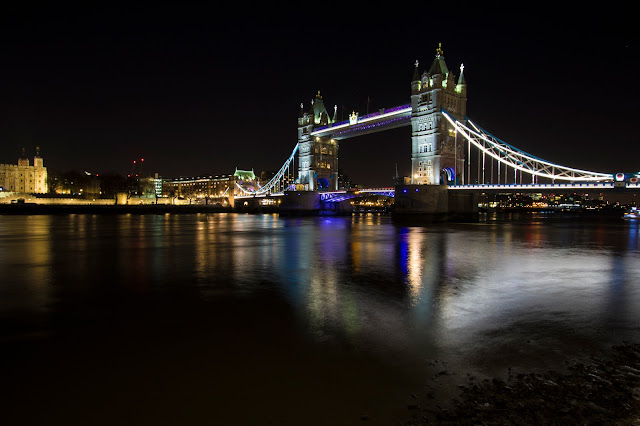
[[0, 147, 48, 193], [162, 169, 258, 203]]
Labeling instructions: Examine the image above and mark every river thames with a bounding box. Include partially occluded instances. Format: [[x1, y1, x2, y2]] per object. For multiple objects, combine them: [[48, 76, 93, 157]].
[[1, 213, 639, 424]]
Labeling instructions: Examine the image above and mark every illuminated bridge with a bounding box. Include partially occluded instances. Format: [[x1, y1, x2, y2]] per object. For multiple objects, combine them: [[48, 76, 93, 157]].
[[236, 44, 638, 213]]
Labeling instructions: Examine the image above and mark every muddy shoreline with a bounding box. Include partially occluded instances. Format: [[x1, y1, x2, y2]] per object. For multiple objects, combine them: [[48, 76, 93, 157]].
[[399, 342, 640, 425]]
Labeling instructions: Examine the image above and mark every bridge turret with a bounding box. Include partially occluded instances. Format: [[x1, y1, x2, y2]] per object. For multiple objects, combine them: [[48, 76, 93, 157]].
[[411, 60, 421, 95], [445, 69, 456, 90], [410, 43, 467, 185], [457, 64, 466, 90], [297, 92, 339, 191], [427, 43, 448, 89], [312, 91, 331, 126], [455, 64, 467, 116]]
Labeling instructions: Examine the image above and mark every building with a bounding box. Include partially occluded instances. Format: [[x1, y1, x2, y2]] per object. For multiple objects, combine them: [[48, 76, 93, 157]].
[[410, 44, 467, 185], [260, 169, 296, 189], [0, 147, 48, 193], [162, 168, 258, 205], [297, 91, 340, 191], [153, 173, 163, 198]]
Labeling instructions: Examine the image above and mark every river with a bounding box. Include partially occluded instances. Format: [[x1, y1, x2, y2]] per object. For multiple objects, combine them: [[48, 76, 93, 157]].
[[1, 213, 639, 425]]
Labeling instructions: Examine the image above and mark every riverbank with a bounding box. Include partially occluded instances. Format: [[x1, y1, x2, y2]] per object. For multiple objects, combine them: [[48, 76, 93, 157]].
[[1, 203, 632, 220], [0, 203, 233, 215], [401, 342, 640, 425]]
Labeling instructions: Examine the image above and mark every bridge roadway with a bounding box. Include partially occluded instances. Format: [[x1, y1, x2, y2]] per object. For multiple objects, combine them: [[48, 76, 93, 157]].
[[449, 182, 640, 192], [310, 105, 412, 140], [236, 182, 640, 203]]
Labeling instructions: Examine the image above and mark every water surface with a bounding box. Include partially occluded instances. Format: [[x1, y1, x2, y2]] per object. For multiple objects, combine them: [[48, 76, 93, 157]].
[[1, 213, 639, 425]]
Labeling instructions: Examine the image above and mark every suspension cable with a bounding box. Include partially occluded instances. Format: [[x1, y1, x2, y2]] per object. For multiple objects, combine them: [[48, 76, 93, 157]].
[[442, 111, 612, 182]]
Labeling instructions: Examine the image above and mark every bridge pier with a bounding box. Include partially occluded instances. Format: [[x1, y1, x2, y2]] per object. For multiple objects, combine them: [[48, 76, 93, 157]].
[[279, 190, 322, 215], [393, 184, 478, 222], [279, 190, 355, 216], [234, 196, 280, 213], [320, 198, 354, 216]]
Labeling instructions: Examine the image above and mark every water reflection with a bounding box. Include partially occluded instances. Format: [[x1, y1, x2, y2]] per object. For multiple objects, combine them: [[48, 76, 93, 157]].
[[0, 216, 53, 317], [2, 214, 640, 378]]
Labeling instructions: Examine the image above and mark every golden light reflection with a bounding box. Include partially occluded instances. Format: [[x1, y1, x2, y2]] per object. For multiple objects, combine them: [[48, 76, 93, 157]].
[[349, 220, 394, 275], [119, 215, 151, 293], [67, 215, 89, 280], [23, 216, 53, 312], [194, 219, 209, 280], [407, 229, 424, 302]]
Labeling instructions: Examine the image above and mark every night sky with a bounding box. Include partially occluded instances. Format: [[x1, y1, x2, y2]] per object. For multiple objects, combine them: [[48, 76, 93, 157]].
[[1, 4, 637, 187]]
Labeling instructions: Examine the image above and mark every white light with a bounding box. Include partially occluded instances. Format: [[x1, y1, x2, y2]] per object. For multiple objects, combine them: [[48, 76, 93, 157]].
[[311, 105, 412, 136], [442, 111, 611, 182]]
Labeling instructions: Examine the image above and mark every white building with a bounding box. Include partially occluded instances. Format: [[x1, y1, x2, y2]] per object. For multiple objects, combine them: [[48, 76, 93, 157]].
[[0, 147, 48, 193]]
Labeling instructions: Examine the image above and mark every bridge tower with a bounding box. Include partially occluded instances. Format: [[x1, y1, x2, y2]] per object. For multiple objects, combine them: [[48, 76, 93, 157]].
[[410, 44, 467, 185], [297, 91, 339, 191]]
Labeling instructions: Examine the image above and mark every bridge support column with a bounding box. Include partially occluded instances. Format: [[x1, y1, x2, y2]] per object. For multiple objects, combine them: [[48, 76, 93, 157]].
[[393, 185, 478, 222], [319, 198, 354, 216], [279, 190, 322, 215]]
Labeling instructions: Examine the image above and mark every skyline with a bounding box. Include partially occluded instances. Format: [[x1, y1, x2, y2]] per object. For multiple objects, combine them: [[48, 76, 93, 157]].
[[1, 5, 637, 187]]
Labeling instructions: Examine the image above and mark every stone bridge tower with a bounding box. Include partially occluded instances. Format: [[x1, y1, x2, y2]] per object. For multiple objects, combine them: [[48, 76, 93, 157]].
[[297, 91, 339, 191], [410, 44, 467, 185]]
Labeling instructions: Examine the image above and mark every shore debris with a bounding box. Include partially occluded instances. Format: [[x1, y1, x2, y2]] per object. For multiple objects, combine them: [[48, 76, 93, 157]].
[[404, 342, 640, 425]]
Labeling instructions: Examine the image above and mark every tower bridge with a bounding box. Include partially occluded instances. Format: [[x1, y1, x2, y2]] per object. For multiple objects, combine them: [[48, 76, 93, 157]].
[[235, 44, 638, 217]]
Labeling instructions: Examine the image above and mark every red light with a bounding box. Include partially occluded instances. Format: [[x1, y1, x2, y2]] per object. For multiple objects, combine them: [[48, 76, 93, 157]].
[[141, 158, 144, 162], [133, 160, 136, 164]]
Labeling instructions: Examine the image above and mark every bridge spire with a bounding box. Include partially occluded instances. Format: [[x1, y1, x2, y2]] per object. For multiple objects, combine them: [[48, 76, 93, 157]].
[[312, 90, 331, 125], [456, 63, 467, 97], [458, 63, 466, 85], [411, 60, 421, 95], [428, 43, 448, 75]]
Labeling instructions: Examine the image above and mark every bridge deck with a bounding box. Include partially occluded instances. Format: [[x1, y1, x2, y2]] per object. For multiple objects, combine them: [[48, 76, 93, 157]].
[[235, 183, 639, 200], [311, 105, 411, 140], [450, 183, 639, 190]]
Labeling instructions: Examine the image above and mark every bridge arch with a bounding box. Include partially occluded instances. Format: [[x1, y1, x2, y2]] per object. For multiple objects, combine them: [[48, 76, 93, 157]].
[[441, 167, 455, 184]]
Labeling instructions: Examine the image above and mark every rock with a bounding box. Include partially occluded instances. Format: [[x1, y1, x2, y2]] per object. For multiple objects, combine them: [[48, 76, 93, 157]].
[[401, 342, 640, 425]]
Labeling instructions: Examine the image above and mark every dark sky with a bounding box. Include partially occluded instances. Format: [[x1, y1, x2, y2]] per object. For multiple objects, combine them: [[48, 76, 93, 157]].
[[1, 4, 637, 187]]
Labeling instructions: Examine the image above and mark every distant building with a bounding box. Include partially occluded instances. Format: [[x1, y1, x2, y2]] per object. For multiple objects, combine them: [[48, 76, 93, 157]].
[[162, 168, 258, 203], [153, 173, 163, 198], [0, 147, 48, 193], [233, 167, 256, 182], [260, 169, 296, 189]]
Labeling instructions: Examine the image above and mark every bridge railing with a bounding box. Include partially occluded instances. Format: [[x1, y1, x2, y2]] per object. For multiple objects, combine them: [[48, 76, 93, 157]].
[[448, 182, 615, 190]]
